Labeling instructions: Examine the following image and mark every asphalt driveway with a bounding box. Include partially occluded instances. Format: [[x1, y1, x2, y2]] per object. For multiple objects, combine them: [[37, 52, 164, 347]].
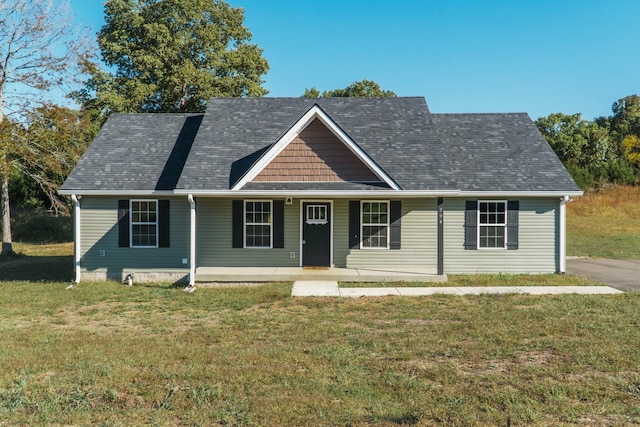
[[566, 258, 640, 292]]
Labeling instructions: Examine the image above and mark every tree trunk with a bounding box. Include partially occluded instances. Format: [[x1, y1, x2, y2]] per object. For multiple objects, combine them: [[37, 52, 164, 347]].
[[1, 177, 14, 257], [0, 92, 13, 257]]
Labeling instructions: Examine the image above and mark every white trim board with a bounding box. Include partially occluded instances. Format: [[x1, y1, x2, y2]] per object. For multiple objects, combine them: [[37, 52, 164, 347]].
[[299, 199, 334, 268], [60, 189, 584, 198], [231, 104, 401, 191]]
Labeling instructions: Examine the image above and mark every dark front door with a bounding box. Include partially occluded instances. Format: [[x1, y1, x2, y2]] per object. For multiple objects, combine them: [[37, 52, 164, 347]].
[[302, 202, 331, 267]]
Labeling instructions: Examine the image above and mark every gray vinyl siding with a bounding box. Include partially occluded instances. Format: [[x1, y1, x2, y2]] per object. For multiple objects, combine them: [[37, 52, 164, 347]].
[[343, 199, 438, 270], [79, 196, 558, 274], [196, 198, 437, 270], [80, 197, 190, 273], [197, 198, 300, 267], [333, 200, 349, 267], [443, 198, 558, 274]]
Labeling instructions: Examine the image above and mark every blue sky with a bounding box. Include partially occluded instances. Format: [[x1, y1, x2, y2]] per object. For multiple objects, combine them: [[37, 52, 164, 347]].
[[69, 0, 640, 120]]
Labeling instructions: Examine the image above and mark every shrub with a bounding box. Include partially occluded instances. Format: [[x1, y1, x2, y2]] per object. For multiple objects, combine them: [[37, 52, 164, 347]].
[[11, 209, 72, 243]]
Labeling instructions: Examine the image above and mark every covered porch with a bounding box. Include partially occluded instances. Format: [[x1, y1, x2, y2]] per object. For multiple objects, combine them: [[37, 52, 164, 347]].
[[195, 266, 446, 283]]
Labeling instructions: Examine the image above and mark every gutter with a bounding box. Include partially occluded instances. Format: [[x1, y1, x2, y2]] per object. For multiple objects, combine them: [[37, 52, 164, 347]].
[[175, 189, 462, 197], [60, 189, 584, 198], [71, 195, 81, 283], [58, 189, 175, 196], [458, 190, 583, 198]]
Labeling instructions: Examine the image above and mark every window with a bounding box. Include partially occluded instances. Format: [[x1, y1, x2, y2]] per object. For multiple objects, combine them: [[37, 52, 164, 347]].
[[361, 201, 389, 249], [478, 201, 506, 249], [306, 204, 328, 225], [130, 200, 158, 247], [245, 201, 272, 248]]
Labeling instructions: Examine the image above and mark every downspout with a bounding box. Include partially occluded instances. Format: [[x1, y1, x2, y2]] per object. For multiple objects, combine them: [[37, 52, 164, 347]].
[[71, 195, 81, 283], [188, 194, 196, 287], [559, 195, 570, 273]]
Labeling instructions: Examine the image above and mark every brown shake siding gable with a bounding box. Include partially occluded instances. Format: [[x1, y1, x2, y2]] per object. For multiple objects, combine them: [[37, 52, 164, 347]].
[[252, 119, 381, 183]]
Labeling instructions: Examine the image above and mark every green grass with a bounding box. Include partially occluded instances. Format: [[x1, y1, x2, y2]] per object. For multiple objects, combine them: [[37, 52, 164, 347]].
[[0, 281, 638, 426], [11, 208, 73, 243], [341, 274, 603, 288], [0, 242, 73, 282], [567, 185, 640, 258]]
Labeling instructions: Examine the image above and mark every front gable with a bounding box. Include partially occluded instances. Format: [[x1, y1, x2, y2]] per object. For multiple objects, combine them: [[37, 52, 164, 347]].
[[232, 104, 400, 191], [252, 118, 382, 184]]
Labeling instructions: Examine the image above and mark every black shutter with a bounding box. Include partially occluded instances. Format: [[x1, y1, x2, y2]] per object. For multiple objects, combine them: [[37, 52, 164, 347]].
[[464, 200, 478, 250], [349, 201, 360, 249], [389, 200, 401, 250], [232, 200, 243, 248], [158, 200, 170, 248], [506, 200, 519, 250], [118, 199, 129, 247], [273, 200, 285, 248]]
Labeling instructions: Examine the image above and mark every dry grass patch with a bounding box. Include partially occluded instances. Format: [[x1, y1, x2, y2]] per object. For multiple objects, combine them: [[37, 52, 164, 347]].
[[567, 185, 640, 258]]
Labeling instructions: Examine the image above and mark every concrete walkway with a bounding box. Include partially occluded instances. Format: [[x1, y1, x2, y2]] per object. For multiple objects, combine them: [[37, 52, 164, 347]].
[[291, 281, 623, 297]]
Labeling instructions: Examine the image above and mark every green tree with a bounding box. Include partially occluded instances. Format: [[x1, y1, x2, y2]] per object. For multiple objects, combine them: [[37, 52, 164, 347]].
[[302, 80, 396, 98], [75, 0, 269, 115], [20, 105, 98, 215], [535, 113, 615, 167], [535, 112, 626, 188], [610, 94, 640, 142], [0, 0, 91, 256]]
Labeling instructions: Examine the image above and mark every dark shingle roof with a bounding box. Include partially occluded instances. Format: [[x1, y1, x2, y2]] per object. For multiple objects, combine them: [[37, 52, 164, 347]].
[[61, 113, 202, 191], [61, 97, 579, 194], [176, 97, 452, 191], [431, 113, 579, 192]]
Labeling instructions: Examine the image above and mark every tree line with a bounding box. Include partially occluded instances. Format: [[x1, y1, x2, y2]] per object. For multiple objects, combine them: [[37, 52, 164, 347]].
[[0, 0, 636, 256], [535, 95, 640, 189]]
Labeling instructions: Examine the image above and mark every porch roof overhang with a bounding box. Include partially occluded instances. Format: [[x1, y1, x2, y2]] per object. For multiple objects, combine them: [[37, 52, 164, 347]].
[[58, 189, 584, 198]]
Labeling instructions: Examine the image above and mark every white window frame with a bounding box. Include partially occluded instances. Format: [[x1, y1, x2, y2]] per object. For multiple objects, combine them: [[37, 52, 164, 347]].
[[244, 200, 273, 249], [130, 199, 159, 248], [360, 200, 390, 250], [305, 204, 328, 225], [477, 200, 507, 250]]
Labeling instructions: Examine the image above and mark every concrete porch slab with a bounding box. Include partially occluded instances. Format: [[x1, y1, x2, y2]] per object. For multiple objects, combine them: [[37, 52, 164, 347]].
[[195, 266, 446, 283]]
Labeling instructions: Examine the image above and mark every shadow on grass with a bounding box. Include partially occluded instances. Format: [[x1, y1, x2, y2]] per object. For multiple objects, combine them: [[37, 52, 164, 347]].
[[0, 254, 73, 282]]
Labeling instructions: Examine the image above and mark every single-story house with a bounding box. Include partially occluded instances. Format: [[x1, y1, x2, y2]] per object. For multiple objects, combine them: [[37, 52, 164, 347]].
[[59, 97, 582, 284]]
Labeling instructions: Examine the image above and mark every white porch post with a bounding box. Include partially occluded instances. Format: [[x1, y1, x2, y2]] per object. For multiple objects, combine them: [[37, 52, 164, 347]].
[[71, 195, 81, 283], [188, 194, 196, 286], [559, 195, 569, 273]]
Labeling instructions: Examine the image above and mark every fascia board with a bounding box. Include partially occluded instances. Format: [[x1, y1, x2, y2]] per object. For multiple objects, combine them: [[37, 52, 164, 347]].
[[231, 104, 401, 191], [174, 189, 460, 198], [58, 189, 176, 196], [60, 189, 583, 198], [457, 190, 584, 198]]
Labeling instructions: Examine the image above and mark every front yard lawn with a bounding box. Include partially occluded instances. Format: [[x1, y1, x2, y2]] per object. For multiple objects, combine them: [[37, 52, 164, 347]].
[[0, 280, 638, 426]]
